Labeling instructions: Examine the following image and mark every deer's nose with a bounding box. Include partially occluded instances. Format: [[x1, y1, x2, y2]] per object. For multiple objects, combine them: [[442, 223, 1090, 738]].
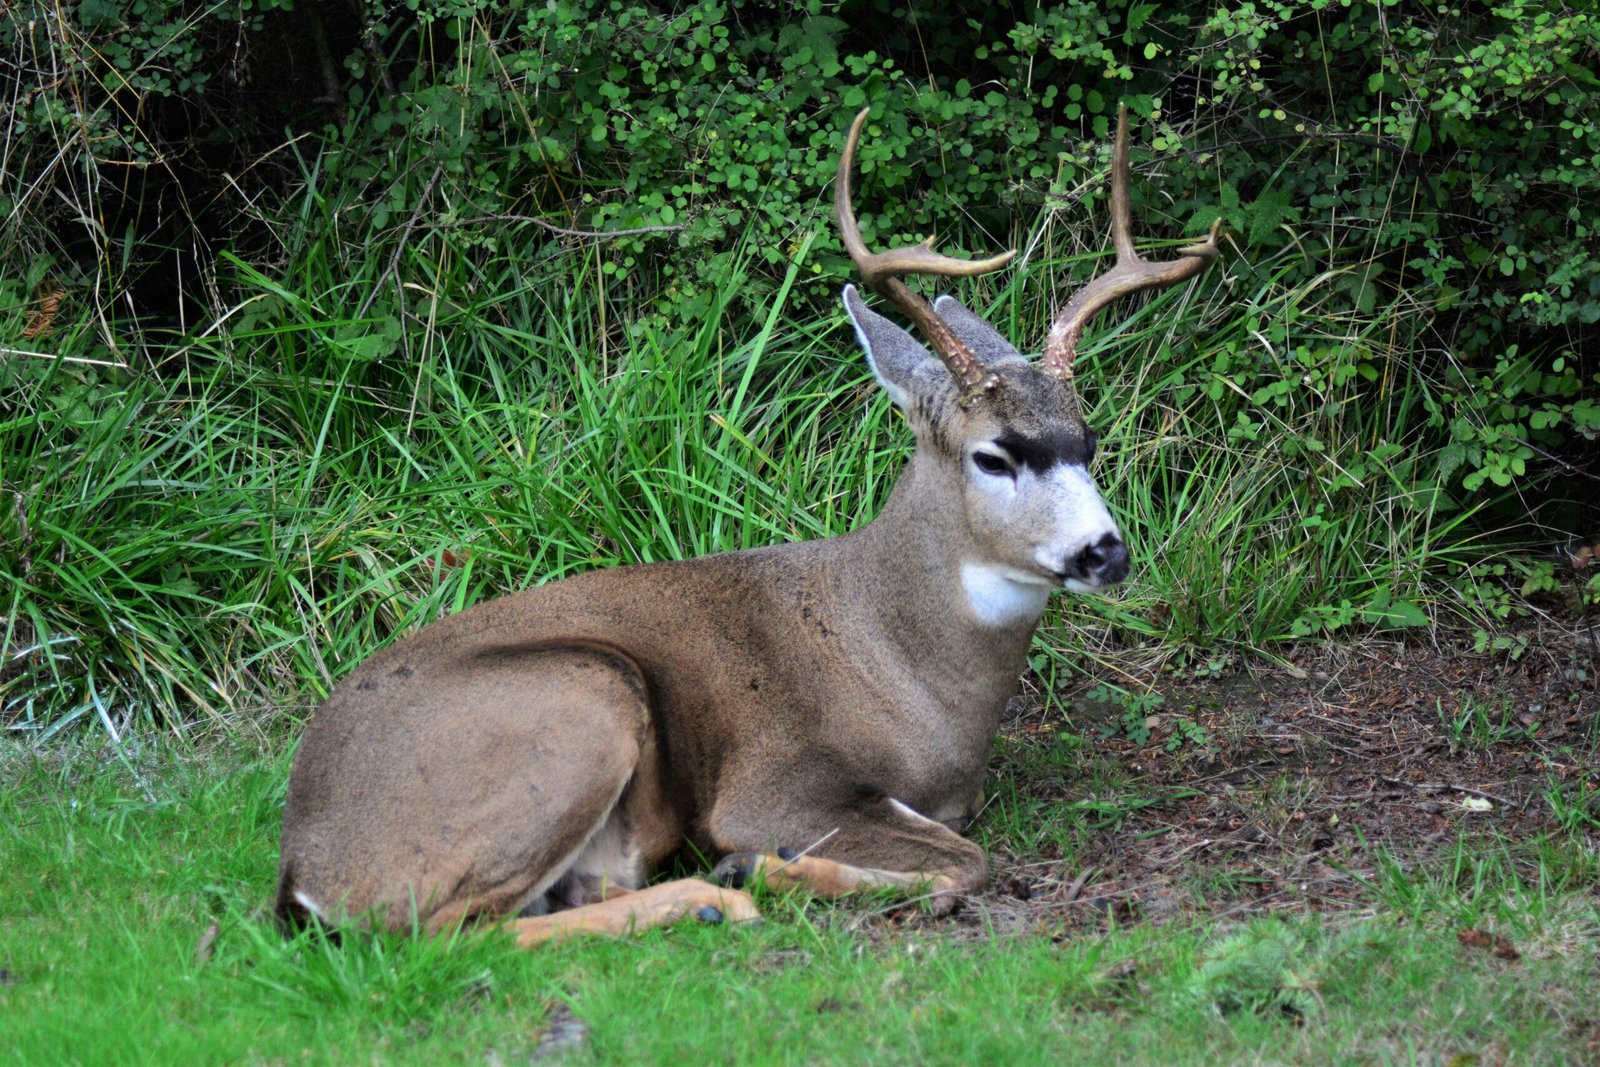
[[1056, 533, 1129, 586]]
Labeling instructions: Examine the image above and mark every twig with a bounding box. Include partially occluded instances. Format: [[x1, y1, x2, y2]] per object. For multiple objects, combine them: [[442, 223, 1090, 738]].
[[516, 215, 689, 240], [1379, 775, 1515, 808], [1301, 711, 1383, 734], [1157, 836, 1218, 863], [395, 212, 689, 240], [357, 164, 444, 319], [779, 827, 839, 868], [1513, 436, 1600, 483], [1060, 865, 1097, 905]]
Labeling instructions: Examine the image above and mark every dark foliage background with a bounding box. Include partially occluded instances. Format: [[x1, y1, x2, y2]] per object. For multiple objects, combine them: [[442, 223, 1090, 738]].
[[6, 0, 1596, 510]]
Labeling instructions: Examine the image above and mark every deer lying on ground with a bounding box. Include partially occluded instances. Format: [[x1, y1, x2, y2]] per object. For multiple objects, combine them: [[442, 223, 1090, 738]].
[[276, 106, 1221, 944]]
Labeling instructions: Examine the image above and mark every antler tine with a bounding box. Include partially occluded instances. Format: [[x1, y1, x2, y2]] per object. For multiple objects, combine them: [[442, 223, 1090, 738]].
[[836, 108, 1016, 402], [1041, 106, 1222, 381]]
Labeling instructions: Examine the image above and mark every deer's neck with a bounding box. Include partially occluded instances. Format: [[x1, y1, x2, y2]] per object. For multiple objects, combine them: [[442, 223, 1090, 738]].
[[849, 451, 1046, 673]]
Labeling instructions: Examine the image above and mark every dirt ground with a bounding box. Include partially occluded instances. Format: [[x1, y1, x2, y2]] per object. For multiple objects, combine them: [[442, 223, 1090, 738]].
[[950, 623, 1600, 937]]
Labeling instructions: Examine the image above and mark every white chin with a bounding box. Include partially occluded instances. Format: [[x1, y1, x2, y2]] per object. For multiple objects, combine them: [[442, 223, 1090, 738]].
[[1061, 577, 1102, 594], [960, 562, 1053, 627]]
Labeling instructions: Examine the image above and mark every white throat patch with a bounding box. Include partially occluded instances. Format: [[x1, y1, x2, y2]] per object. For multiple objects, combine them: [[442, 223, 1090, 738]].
[[960, 561, 1051, 628]]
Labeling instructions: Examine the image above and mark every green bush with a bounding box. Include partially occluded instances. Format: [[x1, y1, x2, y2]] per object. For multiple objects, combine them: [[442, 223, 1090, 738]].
[[6, 1, 1595, 495]]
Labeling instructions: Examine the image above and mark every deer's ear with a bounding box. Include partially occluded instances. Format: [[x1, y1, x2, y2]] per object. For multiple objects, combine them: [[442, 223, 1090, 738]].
[[842, 285, 951, 411], [933, 295, 1024, 368]]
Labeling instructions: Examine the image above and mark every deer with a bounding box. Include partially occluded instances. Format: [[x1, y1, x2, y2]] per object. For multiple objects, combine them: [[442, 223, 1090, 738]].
[[276, 105, 1221, 945]]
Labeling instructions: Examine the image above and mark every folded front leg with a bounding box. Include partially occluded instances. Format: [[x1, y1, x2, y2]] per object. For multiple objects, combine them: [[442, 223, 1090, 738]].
[[511, 879, 760, 946], [707, 791, 986, 915]]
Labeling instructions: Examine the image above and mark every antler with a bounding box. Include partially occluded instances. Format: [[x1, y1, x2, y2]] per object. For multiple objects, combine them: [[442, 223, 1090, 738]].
[[1041, 106, 1222, 381], [836, 108, 1016, 404]]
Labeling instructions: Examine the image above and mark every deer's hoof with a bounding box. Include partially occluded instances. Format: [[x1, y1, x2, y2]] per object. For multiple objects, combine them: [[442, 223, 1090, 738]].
[[711, 852, 764, 889], [694, 904, 724, 924], [928, 891, 963, 918]]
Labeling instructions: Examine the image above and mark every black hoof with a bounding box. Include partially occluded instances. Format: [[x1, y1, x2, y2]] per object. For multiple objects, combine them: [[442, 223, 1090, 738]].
[[694, 905, 724, 924], [711, 853, 759, 888], [776, 846, 799, 861]]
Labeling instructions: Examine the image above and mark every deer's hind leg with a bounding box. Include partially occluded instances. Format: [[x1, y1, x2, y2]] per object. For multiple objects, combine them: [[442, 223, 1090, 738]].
[[506, 648, 760, 944], [278, 644, 753, 941]]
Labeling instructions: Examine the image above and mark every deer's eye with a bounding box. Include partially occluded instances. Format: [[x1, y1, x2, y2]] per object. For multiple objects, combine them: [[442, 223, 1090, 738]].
[[971, 450, 1015, 478]]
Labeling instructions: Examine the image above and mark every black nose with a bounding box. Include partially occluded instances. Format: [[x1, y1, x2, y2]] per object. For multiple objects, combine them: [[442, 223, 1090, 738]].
[[1067, 533, 1130, 585]]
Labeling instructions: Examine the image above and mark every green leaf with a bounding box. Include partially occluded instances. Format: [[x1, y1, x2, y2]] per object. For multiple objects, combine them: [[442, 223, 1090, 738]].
[[1246, 185, 1296, 245], [77, 0, 122, 29]]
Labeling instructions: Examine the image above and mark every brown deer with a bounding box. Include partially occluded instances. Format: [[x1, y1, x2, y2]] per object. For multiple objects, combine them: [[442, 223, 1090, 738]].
[[276, 106, 1221, 945]]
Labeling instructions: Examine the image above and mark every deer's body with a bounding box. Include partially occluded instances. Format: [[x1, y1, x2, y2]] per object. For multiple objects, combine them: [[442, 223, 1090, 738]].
[[277, 106, 1219, 943], [280, 464, 1032, 930]]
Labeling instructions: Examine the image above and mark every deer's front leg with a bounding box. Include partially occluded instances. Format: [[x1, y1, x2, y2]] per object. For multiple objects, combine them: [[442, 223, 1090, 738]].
[[707, 791, 987, 915]]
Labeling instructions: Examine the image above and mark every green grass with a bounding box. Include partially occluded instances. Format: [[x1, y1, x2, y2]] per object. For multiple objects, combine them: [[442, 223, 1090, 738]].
[[976, 726, 1193, 861], [2, 207, 1513, 735], [2, 745, 1595, 1065], [1435, 695, 1543, 753]]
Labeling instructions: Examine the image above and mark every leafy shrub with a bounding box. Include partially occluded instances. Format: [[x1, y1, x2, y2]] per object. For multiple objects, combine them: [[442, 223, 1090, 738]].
[[6, 0, 1594, 501]]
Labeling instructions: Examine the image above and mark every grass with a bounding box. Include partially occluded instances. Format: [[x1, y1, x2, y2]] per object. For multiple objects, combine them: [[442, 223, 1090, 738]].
[[3, 65, 1547, 735], [977, 726, 1194, 862], [1545, 774, 1600, 835], [2, 209, 1514, 735], [1435, 695, 1543, 753], [2, 744, 1596, 1065]]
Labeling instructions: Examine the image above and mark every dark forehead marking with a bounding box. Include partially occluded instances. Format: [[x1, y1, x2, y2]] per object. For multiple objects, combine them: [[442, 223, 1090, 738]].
[[993, 427, 1095, 474]]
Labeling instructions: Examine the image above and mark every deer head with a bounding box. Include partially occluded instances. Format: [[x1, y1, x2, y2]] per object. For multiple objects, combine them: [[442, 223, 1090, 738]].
[[836, 106, 1221, 619]]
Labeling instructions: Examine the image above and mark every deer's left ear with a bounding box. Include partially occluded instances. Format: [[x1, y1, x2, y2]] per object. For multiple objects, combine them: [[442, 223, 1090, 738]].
[[843, 285, 953, 411]]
